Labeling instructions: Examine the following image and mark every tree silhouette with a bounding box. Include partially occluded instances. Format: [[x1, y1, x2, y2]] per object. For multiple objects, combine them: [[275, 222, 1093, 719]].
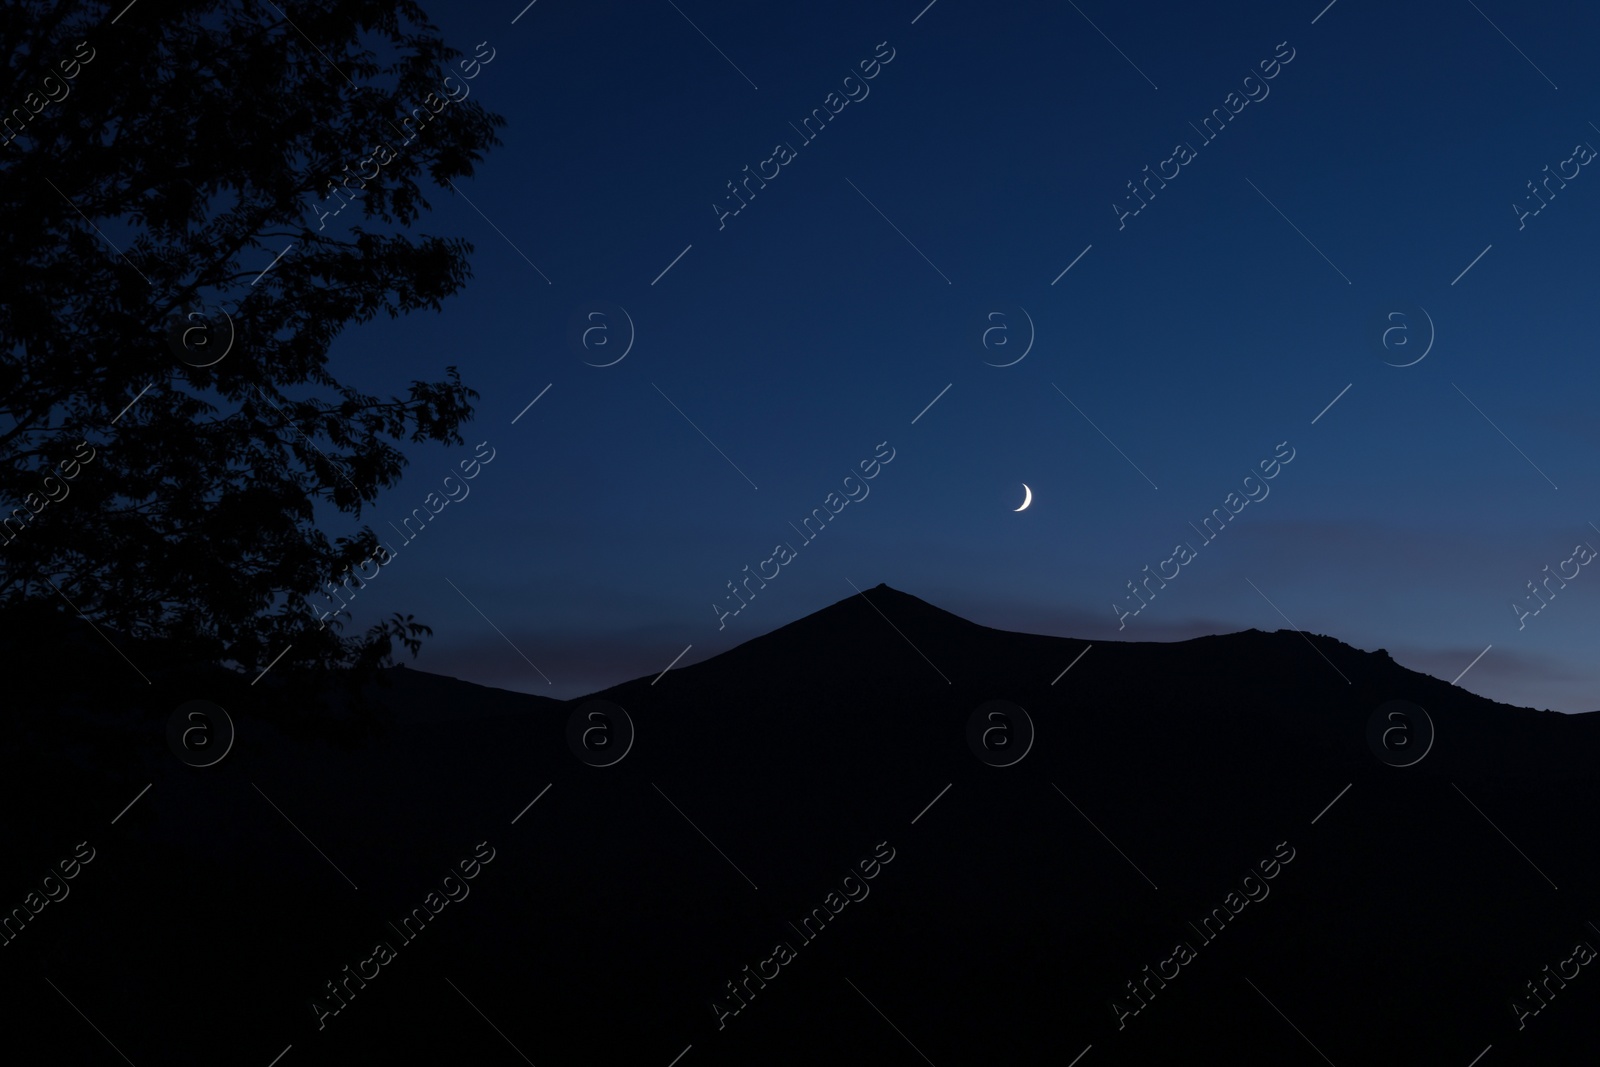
[[0, 0, 506, 681]]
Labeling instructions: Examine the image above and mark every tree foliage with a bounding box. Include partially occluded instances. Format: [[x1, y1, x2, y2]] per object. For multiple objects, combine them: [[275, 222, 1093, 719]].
[[0, 0, 506, 681]]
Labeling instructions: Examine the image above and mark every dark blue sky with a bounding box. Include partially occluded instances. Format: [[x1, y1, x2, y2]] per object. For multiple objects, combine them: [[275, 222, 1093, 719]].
[[313, 0, 1600, 711]]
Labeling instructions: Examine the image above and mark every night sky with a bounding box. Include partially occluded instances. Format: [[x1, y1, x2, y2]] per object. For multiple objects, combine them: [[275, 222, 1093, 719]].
[[312, 0, 1600, 711]]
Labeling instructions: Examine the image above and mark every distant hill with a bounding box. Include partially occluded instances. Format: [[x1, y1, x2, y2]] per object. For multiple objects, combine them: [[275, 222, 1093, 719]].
[[2, 585, 1596, 1065]]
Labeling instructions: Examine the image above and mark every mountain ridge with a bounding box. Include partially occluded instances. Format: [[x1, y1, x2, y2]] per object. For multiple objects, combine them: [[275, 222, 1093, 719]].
[[5, 584, 1600, 1064]]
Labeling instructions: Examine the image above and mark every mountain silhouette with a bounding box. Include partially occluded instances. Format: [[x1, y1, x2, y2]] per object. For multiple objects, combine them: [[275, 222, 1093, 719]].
[[3, 585, 1597, 1065]]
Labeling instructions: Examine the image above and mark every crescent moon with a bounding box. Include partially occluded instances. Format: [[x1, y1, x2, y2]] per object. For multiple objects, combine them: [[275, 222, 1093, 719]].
[[1014, 483, 1033, 512], [1385, 305, 1434, 368], [983, 307, 1035, 368]]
